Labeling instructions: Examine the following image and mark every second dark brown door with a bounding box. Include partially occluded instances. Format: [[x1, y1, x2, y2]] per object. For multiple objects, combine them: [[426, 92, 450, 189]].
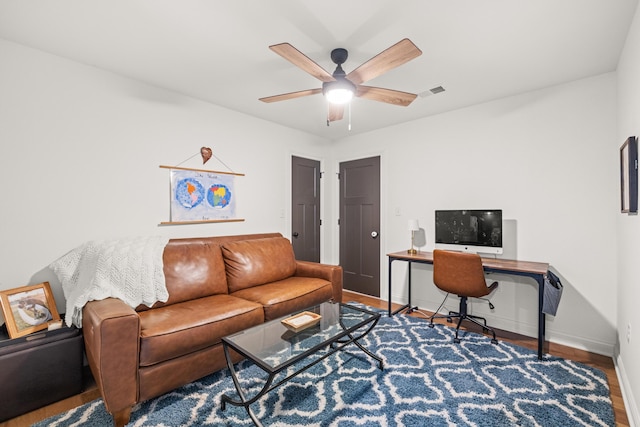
[[339, 156, 381, 297]]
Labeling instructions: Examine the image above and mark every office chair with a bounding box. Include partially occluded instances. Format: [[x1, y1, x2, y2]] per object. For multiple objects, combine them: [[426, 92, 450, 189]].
[[428, 249, 499, 344]]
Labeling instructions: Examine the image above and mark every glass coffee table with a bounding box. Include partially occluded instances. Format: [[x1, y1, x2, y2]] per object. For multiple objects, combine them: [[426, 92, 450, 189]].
[[220, 301, 383, 426]]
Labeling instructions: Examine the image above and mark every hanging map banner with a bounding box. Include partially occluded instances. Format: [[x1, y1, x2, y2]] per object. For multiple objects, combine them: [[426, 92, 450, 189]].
[[160, 166, 244, 224]]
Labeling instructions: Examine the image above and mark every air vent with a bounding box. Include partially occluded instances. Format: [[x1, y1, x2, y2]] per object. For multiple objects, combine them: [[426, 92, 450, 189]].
[[418, 86, 446, 97]]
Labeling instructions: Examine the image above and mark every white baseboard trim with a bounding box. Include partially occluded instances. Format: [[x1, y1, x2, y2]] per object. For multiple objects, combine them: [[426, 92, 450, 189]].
[[615, 352, 638, 427], [390, 294, 616, 357]]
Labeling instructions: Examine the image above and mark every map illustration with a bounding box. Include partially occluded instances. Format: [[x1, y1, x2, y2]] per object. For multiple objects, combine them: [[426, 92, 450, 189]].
[[175, 178, 205, 209], [170, 170, 236, 221]]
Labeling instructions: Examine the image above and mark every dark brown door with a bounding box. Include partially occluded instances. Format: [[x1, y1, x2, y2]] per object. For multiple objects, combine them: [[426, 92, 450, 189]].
[[291, 156, 321, 262], [339, 156, 381, 297]]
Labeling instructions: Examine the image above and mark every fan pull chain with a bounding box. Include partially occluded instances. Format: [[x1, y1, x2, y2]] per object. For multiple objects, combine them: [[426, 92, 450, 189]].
[[325, 102, 352, 130]]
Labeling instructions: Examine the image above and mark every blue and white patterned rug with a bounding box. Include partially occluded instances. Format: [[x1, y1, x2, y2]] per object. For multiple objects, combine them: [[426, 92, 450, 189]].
[[36, 306, 614, 426]]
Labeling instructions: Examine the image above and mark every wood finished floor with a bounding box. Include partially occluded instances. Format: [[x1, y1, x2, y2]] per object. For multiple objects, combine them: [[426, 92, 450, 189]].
[[2, 291, 630, 427]]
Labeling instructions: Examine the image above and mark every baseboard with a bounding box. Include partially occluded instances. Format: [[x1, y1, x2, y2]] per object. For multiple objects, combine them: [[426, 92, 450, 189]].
[[472, 315, 614, 357], [392, 293, 616, 357], [616, 352, 639, 427], [545, 332, 615, 358]]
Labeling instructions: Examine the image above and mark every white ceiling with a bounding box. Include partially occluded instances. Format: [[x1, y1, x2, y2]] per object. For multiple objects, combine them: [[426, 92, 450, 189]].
[[0, 0, 637, 140]]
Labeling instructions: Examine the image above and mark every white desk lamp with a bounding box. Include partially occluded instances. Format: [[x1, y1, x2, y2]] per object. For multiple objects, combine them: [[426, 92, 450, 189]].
[[407, 219, 419, 254]]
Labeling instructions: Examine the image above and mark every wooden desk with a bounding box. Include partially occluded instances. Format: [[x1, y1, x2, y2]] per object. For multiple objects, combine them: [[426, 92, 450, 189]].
[[387, 251, 550, 359]]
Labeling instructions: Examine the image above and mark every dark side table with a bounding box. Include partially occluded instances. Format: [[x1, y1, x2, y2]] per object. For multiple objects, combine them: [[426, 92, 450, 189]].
[[0, 323, 84, 422]]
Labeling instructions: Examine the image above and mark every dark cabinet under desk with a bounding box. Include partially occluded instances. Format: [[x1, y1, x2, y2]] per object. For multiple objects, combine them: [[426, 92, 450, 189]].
[[0, 324, 84, 422]]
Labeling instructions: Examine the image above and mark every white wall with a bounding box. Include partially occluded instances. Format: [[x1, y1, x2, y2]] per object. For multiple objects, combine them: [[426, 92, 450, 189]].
[[0, 39, 331, 314], [329, 73, 618, 356], [617, 2, 640, 424], [1, 32, 634, 421]]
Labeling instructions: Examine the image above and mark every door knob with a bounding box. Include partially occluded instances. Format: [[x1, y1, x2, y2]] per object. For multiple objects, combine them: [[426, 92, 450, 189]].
[[292, 232, 299, 238], [371, 231, 378, 238]]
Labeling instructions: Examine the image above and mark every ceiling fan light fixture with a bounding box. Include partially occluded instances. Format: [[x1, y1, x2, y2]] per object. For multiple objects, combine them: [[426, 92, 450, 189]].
[[326, 88, 353, 104], [322, 78, 356, 105]]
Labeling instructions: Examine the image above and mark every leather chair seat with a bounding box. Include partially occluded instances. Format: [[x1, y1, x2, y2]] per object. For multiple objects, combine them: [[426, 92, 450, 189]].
[[231, 277, 333, 321], [138, 294, 263, 367]]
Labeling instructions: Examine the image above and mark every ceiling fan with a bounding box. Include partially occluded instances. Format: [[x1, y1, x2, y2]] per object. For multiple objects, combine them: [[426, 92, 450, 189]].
[[259, 38, 422, 124]]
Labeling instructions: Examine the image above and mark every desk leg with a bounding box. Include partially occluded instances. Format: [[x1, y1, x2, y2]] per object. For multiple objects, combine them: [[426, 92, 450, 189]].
[[407, 261, 412, 311], [388, 257, 417, 316], [388, 258, 394, 316], [406, 261, 418, 314], [537, 274, 546, 360]]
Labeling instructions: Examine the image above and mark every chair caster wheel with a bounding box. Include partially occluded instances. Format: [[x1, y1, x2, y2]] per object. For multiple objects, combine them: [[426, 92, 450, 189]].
[[454, 337, 461, 344], [428, 323, 435, 328], [491, 339, 498, 345], [446, 318, 453, 323], [482, 327, 489, 333]]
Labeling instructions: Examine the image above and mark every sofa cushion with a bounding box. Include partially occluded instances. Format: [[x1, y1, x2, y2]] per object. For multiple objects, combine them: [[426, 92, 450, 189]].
[[230, 276, 333, 321], [138, 294, 263, 367], [155, 240, 229, 308], [222, 237, 297, 293]]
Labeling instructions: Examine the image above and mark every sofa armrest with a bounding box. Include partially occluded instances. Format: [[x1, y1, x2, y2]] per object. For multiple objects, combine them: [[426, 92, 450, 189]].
[[82, 298, 140, 417], [295, 261, 343, 303]]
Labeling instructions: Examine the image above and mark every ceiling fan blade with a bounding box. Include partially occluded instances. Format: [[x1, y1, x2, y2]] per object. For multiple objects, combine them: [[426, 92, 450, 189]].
[[356, 86, 417, 106], [347, 38, 422, 85], [269, 43, 335, 83], [259, 88, 322, 103], [328, 104, 344, 122]]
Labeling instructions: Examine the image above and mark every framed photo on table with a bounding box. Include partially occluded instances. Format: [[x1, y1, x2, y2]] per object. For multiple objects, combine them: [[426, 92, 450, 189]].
[[0, 282, 60, 338], [620, 136, 638, 214]]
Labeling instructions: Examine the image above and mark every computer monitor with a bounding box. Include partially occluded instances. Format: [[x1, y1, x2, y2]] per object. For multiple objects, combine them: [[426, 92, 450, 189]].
[[435, 209, 503, 255]]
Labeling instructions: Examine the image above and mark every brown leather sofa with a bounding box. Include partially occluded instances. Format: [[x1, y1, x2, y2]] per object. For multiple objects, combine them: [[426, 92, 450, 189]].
[[81, 233, 342, 427]]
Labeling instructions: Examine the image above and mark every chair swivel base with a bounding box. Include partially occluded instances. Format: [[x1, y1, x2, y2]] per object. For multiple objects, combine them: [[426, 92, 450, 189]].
[[429, 310, 498, 345]]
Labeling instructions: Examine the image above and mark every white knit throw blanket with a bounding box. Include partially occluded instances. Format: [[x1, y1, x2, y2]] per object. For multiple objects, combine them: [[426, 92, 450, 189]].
[[49, 236, 170, 328]]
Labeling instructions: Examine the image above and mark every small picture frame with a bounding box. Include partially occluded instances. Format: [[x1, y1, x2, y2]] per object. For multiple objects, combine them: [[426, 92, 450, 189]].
[[620, 136, 638, 214], [0, 282, 61, 339]]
